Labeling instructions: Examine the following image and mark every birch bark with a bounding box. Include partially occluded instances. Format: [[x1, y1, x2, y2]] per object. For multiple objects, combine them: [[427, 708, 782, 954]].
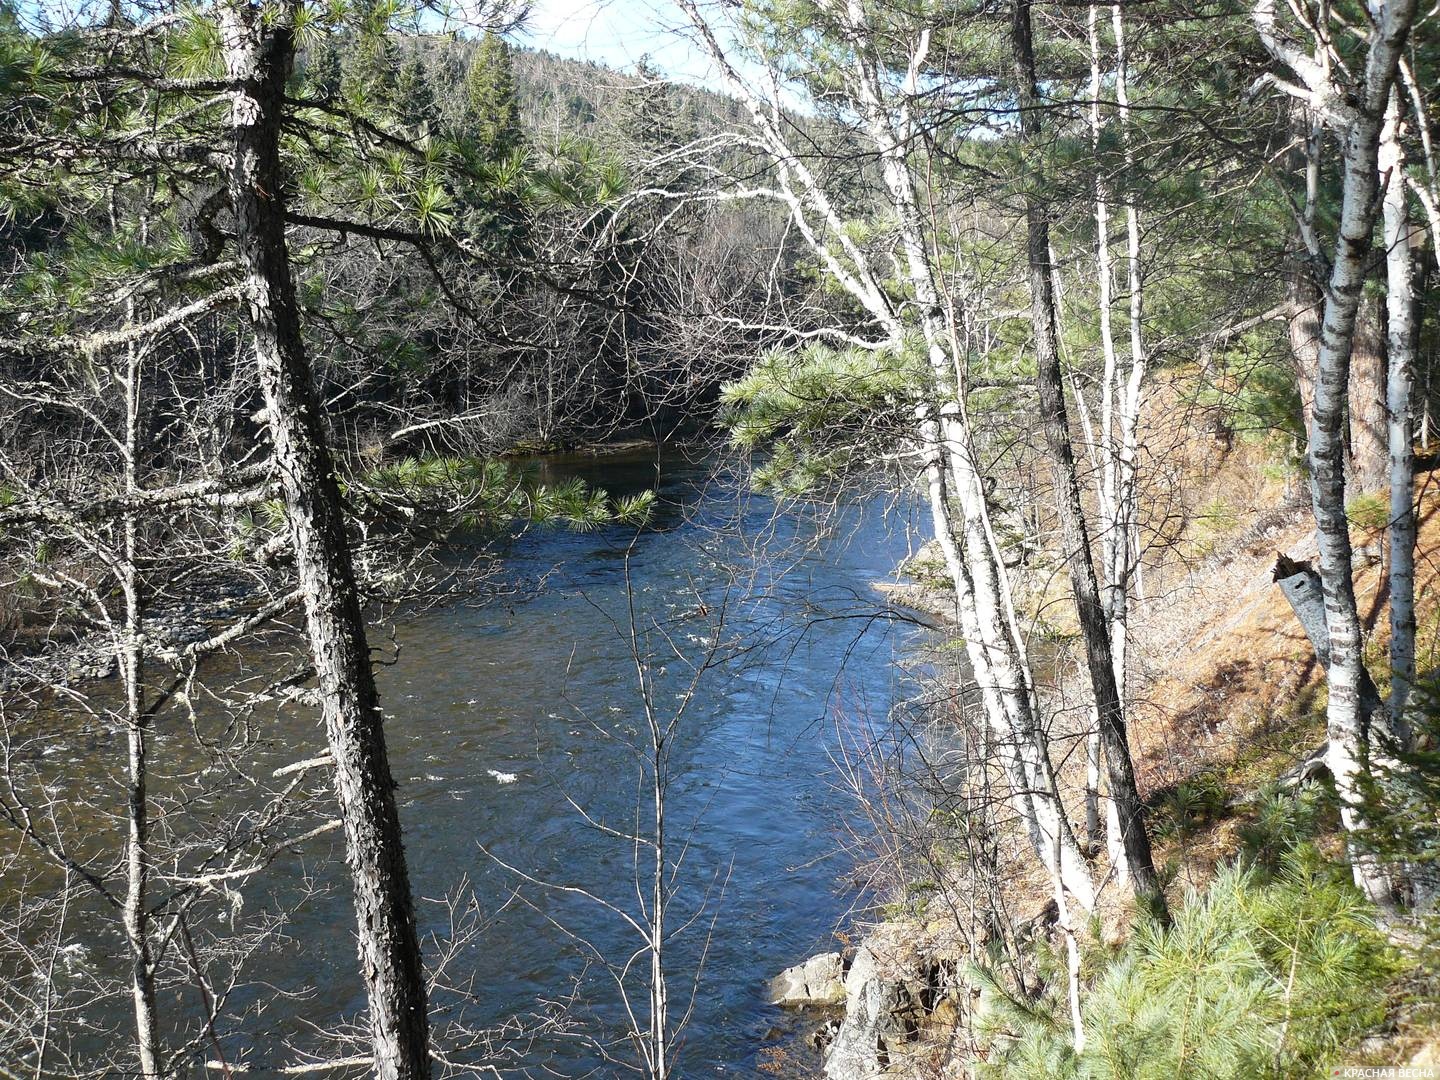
[[1381, 93, 1417, 747], [1254, 0, 1419, 904], [1110, 1, 1146, 713], [1088, 4, 1120, 649], [1399, 59, 1440, 267], [918, 408, 1080, 888]]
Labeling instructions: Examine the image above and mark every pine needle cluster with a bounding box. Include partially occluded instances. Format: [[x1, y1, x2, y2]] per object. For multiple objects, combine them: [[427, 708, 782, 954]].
[[719, 340, 924, 495], [351, 454, 655, 536], [977, 847, 1403, 1078]]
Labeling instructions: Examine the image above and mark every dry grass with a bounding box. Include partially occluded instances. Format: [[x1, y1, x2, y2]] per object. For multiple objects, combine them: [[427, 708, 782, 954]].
[[1123, 442, 1440, 888]]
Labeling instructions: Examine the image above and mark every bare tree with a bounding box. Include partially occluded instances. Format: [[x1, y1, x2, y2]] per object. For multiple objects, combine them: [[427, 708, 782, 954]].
[[0, 320, 331, 1077], [480, 565, 730, 1079], [1380, 92, 1418, 742]]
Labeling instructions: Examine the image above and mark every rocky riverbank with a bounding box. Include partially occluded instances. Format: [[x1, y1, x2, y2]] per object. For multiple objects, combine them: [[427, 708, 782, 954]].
[[768, 911, 1073, 1080], [776, 459, 1440, 1077]]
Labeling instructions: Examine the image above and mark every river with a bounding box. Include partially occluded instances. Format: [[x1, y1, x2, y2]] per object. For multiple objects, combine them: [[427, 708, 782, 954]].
[[27, 447, 939, 1076]]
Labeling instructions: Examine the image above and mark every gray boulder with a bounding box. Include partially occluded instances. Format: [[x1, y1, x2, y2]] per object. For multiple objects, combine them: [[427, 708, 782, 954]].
[[769, 951, 848, 1008], [824, 941, 910, 1079], [823, 934, 964, 1080]]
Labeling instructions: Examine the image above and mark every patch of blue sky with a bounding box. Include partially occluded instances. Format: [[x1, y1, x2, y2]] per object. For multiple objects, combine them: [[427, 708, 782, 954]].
[[519, 0, 710, 80]]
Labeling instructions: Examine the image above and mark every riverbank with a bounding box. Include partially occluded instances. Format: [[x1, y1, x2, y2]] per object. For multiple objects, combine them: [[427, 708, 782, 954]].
[[778, 445, 1440, 1077], [0, 437, 685, 691]]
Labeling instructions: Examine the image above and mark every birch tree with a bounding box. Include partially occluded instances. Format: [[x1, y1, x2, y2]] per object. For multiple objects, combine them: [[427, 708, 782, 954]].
[[1079, 0, 1146, 884], [1253, 0, 1421, 902], [1380, 94, 1418, 743], [1104, 1, 1146, 711]]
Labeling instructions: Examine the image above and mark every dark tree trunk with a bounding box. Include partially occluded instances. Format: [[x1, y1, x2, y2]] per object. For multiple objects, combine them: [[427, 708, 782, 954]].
[[1010, 0, 1167, 921], [221, 6, 432, 1077]]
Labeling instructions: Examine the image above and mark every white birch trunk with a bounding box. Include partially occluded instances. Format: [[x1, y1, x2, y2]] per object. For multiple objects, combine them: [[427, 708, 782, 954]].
[[1255, 0, 1419, 904], [678, 0, 1100, 911], [1110, 1, 1145, 723], [1398, 60, 1440, 269], [1088, 2, 1130, 881], [1054, 836, 1086, 1053], [121, 331, 162, 1079], [1090, 4, 1120, 640], [1381, 93, 1417, 747], [843, 10, 1097, 910], [918, 409, 1053, 861]]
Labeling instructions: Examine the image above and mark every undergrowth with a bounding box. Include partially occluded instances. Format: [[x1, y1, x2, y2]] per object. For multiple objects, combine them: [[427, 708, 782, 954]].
[[975, 781, 1417, 1079], [977, 843, 1402, 1078]]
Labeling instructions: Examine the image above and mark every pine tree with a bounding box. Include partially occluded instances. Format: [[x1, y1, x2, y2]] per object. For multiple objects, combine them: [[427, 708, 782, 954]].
[[0, 1, 473, 1071], [304, 36, 343, 99], [394, 54, 437, 133], [341, 26, 400, 115], [619, 56, 691, 157], [460, 31, 521, 159], [978, 852, 1401, 1079]]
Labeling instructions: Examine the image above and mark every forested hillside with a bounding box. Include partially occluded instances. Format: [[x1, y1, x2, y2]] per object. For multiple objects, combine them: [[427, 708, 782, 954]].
[[0, 0, 1437, 1077]]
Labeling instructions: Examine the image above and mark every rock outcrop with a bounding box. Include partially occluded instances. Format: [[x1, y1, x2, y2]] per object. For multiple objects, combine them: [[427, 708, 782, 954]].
[[821, 929, 967, 1080]]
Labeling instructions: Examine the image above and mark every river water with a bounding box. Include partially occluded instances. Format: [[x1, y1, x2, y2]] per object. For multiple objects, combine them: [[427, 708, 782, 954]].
[[32, 448, 939, 1076], [361, 447, 933, 1075]]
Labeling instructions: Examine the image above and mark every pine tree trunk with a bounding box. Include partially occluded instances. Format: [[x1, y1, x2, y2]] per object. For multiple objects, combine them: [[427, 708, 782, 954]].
[[221, 6, 432, 1076], [1012, 0, 1165, 919]]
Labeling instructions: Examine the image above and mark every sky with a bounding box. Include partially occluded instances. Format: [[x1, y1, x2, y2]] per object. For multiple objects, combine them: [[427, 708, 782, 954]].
[[517, 0, 723, 84]]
